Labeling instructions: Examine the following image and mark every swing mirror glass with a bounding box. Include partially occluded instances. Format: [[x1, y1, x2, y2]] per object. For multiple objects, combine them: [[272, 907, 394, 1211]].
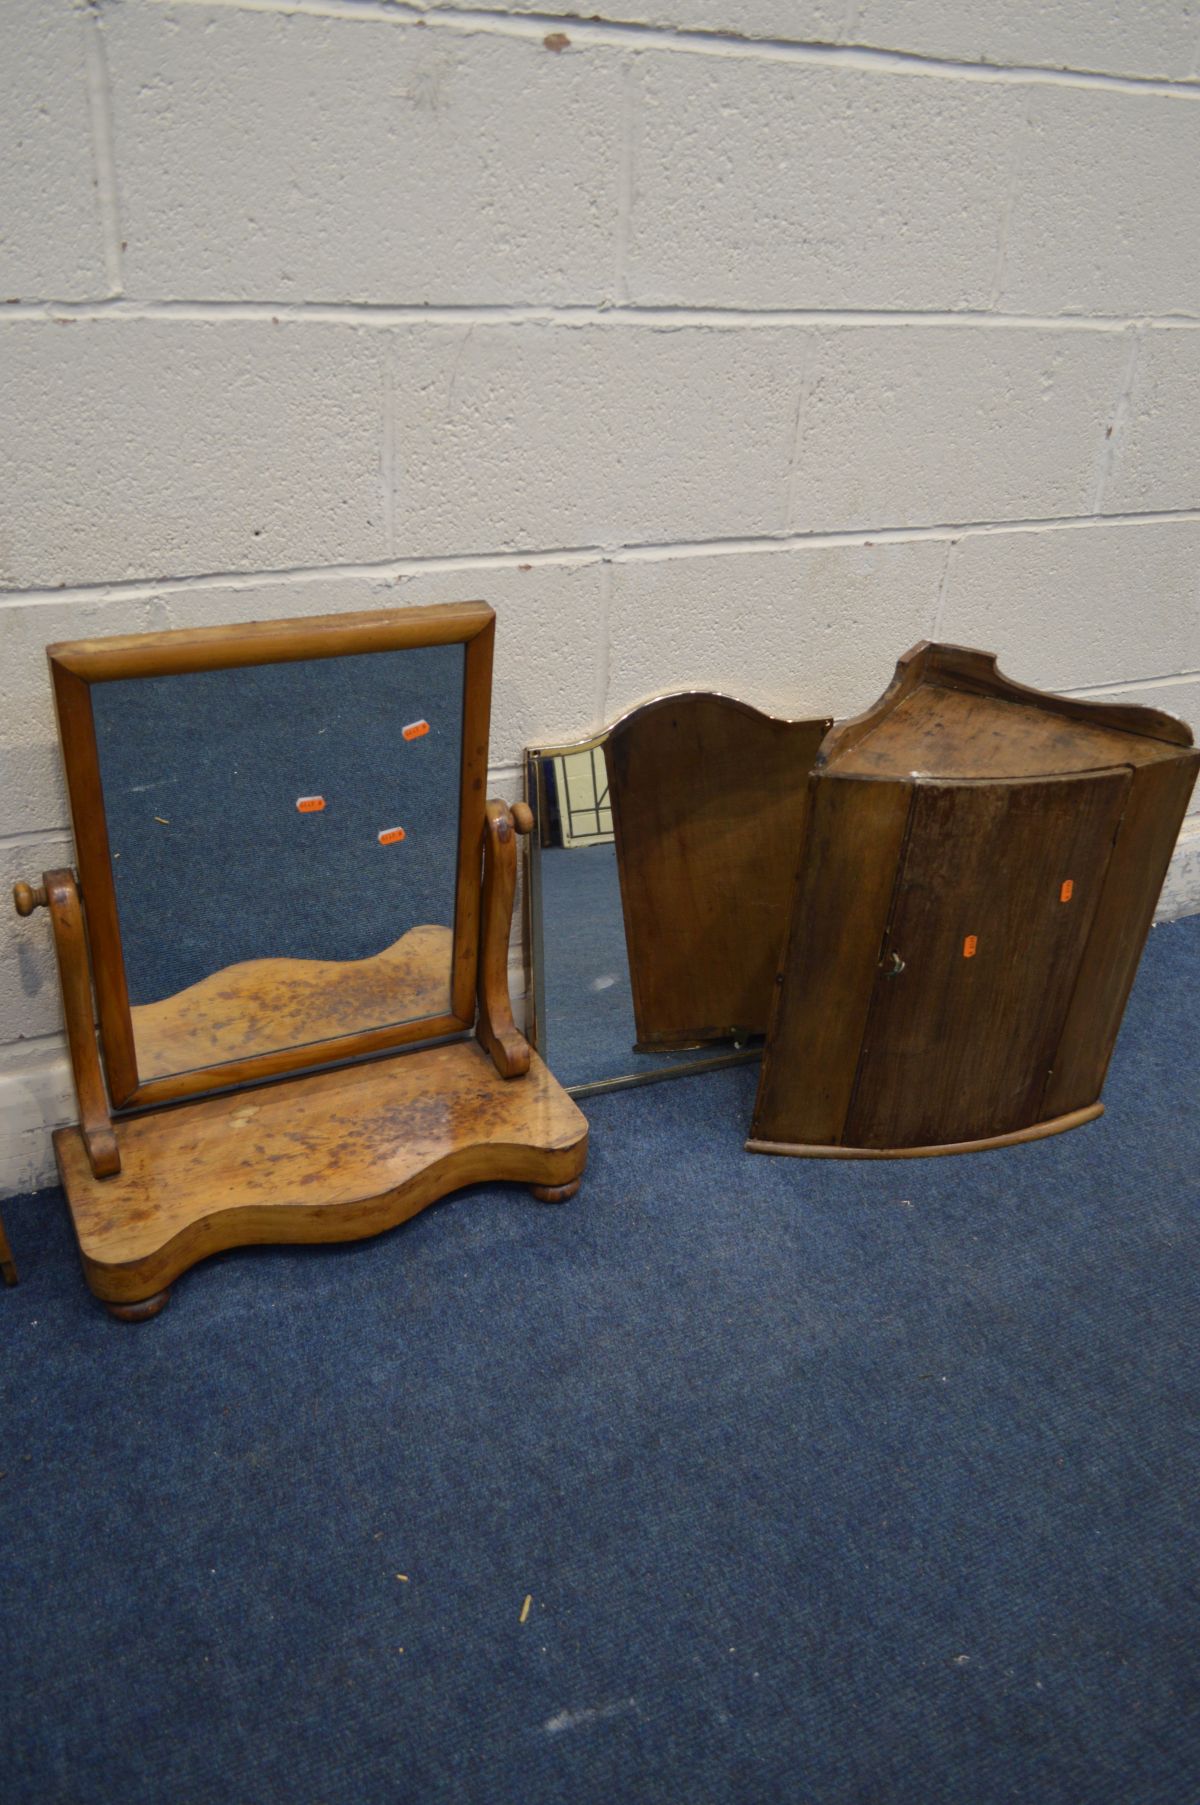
[[524, 724, 760, 1097], [48, 605, 493, 1109]]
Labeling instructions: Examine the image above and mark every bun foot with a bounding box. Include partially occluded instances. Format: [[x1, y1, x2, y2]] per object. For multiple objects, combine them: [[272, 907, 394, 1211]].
[[529, 1177, 581, 1204], [106, 1289, 171, 1323]]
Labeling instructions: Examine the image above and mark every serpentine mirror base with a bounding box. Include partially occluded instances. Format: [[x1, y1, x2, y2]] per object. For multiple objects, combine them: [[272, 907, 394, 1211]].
[[17, 607, 588, 1319], [55, 1040, 587, 1320]]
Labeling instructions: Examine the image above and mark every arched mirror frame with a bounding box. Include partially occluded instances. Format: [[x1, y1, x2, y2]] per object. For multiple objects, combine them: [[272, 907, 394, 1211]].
[[523, 689, 831, 1096]]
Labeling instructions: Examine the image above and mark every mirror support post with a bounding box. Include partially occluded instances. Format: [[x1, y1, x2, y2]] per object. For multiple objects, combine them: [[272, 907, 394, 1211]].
[[476, 801, 534, 1079], [13, 870, 121, 1179]]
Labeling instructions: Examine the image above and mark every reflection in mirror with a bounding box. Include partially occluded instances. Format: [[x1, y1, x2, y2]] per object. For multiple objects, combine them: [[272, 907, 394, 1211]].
[[92, 644, 465, 1082], [527, 738, 729, 1093], [526, 695, 831, 1095]]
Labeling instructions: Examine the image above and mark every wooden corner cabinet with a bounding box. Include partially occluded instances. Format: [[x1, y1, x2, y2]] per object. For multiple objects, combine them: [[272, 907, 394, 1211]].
[[749, 641, 1199, 1160]]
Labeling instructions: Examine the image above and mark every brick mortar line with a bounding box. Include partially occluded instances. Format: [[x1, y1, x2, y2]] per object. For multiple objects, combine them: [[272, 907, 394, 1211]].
[[988, 93, 1033, 310], [3, 303, 1199, 331], [1070, 671, 1200, 697], [81, 1, 125, 296], [4, 510, 1200, 605], [929, 539, 957, 640], [0, 828, 74, 852], [152, 0, 1200, 98], [1092, 327, 1144, 514], [0, 1030, 70, 1062], [612, 57, 637, 305]]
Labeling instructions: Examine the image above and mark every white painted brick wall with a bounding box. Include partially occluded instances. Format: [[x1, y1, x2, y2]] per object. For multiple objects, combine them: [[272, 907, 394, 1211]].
[[1105, 330, 1200, 514], [999, 90, 1200, 317], [389, 322, 803, 551], [106, 8, 625, 304], [605, 539, 947, 718], [940, 521, 1200, 691], [847, 2, 1200, 82], [1, 321, 388, 585], [2, 0, 1200, 1192], [0, 0, 107, 300], [788, 327, 1130, 532], [626, 60, 1021, 310]]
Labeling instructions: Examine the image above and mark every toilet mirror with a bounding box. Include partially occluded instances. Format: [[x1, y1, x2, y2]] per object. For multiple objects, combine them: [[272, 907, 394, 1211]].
[[48, 604, 494, 1108]]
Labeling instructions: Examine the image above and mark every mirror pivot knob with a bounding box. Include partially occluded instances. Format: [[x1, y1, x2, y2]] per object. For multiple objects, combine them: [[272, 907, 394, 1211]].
[[13, 880, 48, 917]]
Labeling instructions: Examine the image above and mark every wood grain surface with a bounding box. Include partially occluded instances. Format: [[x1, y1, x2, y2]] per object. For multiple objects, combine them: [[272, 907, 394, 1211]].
[[1042, 751, 1198, 1115], [750, 775, 913, 1148], [44, 869, 121, 1177], [752, 640, 1197, 1158], [747, 1103, 1104, 1160], [821, 640, 1193, 770], [131, 924, 455, 1080], [833, 681, 1178, 780], [843, 770, 1130, 1149], [56, 1040, 588, 1305], [605, 694, 829, 1048], [476, 800, 533, 1078]]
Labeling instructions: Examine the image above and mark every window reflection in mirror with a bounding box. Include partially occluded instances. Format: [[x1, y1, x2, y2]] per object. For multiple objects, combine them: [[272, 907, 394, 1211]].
[[92, 643, 464, 1081]]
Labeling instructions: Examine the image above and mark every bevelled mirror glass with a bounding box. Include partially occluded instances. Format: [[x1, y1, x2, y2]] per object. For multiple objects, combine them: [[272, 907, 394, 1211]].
[[49, 605, 493, 1109]]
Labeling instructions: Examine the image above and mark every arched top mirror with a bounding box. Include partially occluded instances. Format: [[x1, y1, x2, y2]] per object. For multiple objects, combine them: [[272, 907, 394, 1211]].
[[525, 690, 832, 1095]]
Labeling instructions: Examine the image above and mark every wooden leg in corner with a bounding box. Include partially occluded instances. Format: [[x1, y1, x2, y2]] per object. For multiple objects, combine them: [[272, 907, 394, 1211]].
[[0, 1213, 17, 1286], [106, 1290, 171, 1323], [530, 1178, 581, 1205]]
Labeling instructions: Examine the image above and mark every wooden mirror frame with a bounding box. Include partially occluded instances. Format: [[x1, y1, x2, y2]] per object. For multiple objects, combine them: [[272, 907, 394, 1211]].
[[48, 602, 495, 1110]]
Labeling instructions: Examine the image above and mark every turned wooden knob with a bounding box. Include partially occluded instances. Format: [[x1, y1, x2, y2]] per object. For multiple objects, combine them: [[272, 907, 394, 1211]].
[[13, 880, 48, 917], [511, 801, 534, 836]]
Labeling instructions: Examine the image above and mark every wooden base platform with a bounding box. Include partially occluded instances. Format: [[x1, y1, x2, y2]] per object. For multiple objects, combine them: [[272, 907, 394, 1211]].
[[746, 1102, 1103, 1161], [55, 1038, 588, 1317]]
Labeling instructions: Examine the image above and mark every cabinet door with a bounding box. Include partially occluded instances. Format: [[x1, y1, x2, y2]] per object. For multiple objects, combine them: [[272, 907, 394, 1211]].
[[844, 768, 1131, 1150]]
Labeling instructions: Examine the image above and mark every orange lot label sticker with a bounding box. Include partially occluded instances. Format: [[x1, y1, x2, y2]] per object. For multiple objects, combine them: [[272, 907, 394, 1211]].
[[378, 826, 407, 846], [296, 796, 326, 813], [403, 720, 430, 742], [963, 934, 978, 958], [1060, 879, 1074, 902]]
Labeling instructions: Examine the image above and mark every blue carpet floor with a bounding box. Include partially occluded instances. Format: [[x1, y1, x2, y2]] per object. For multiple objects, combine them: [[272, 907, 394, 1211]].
[[1, 915, 1198, 1803]]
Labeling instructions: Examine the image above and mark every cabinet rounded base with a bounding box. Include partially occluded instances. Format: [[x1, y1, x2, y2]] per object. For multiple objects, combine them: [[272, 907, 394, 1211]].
[[746, 1101, 1103, 1161]]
